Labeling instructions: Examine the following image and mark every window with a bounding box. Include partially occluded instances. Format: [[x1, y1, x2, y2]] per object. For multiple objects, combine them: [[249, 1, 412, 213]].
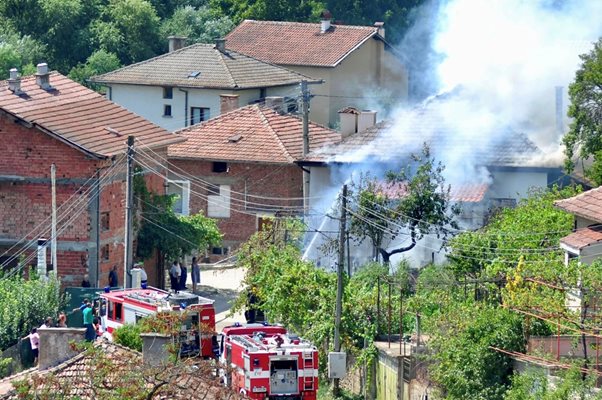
[[190, 107, 210, 125], [212, 247, 229, 255], [167, 180, 190, 216], [212, 162, 228, 173], [163, 87, 173, 99], [163, 105, 172, 117], [115, 302, 122, 321], [108, 301, 114, 320], [207, 184, 230, 218], [101, 244, 110, 262], [100, 212, 110, 231]]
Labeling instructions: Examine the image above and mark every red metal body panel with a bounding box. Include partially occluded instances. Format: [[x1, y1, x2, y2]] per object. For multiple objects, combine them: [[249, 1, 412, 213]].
[[220, 323, 318, 399]]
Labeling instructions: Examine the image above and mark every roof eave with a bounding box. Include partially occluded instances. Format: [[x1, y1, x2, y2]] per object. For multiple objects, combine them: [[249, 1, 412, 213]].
[[168, 155, 295, 165], [89, 79, 319, 90]]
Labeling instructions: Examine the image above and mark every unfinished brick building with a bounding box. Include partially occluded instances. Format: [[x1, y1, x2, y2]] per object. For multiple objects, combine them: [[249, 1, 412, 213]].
[[0, 65, 182, 287]]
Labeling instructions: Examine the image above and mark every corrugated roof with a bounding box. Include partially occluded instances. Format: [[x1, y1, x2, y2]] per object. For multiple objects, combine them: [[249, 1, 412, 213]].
[[225, 20, 381, 67], [560, 225, 602, 251], [0, 73, 184, 158], [168, 104, 340, 164], [555, 186, 602, 223], [91, 43, 318, 89]]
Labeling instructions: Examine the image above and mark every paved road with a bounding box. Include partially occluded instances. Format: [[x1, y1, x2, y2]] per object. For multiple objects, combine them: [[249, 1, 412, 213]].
[[190, 266, 246, 331]]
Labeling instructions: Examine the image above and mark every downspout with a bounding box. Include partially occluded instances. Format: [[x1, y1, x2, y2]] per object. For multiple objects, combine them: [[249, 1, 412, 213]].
[[95, 168, 101, 287], [179, 88, 189, 127]]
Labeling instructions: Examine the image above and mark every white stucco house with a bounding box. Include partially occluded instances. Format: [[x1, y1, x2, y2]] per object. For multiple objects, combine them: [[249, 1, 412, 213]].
[[225, 17, 408, 127], [90, 38, 320, 131], [298, 105, 562, 270]]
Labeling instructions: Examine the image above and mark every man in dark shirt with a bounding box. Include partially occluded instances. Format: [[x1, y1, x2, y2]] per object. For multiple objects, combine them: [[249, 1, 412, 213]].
[[108, 265, 118, 287]]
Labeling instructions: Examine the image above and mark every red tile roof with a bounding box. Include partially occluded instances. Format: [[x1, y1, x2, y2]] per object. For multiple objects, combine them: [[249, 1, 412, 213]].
[[555, 186, 602, 223], [0, 73, 184, 158], [560, 225, 602, 251], [168, 105, 340, 164], [225, 20, 381, 67], [377, 182, 488, 203]]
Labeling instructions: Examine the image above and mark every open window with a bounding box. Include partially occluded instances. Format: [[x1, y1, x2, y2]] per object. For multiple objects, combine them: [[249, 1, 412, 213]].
[[167, 180, 190, 216]]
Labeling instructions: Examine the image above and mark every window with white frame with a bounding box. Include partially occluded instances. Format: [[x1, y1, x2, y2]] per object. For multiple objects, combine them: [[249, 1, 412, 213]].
[[207, 184, 231, 218], [167, 180, 190, 215]]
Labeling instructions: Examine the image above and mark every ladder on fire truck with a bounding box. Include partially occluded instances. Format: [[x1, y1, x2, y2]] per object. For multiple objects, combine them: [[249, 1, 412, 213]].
[[302, 352, 314, 391]]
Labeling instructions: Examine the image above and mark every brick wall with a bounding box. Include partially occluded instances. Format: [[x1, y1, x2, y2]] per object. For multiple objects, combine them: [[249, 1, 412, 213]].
[[169, 159, 303, 259], [0, 115, 168, 286]]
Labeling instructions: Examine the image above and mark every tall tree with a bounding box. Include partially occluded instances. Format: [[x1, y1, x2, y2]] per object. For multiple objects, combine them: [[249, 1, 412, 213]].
[[349, 144, 460, 265], [209, 0, 324, 23], [160, 5, 234, 45], [563, 38, 602, 184]]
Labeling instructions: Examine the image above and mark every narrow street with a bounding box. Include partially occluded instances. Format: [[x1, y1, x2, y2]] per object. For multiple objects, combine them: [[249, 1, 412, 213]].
[[192, 265, 246, 331]]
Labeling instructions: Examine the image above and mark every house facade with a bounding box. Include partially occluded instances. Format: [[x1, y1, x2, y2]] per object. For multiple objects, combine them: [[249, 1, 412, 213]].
[[91, 38, 319, 132], [0, 66, 181, 287], [555, 186, 602, 265], [166, 103, 340, 260], [298, 108, 560, 269], [225, 18, 408, 127]]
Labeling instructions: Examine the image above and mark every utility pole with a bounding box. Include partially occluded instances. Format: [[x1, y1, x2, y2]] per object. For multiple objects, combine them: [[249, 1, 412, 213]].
[[333, 184, 347, 396], [50, 163, 57, 275], [124, 136, 135, 288], [300, 80, 310, 214]]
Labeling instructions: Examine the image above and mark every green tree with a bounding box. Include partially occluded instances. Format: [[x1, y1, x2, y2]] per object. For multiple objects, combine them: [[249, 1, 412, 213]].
[[68, 49, 121, 89], [209, 0, 324, 23], [91, 0, 162, 65], [0, 272, 64, 351], [349, 144, 459, 265], [563, 38, 602, 184], [160, 5, 234, 44], [0, 20, 45, 79]]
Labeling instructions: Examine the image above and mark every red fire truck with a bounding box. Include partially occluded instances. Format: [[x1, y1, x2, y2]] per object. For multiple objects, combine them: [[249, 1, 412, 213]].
[[98, 287, 217, 358], [220, 323, 319, 400]]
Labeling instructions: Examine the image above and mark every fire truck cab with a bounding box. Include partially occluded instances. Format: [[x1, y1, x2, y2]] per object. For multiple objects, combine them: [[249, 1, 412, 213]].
[[99, 287, 217, 358], [220, 323, 318, 400]]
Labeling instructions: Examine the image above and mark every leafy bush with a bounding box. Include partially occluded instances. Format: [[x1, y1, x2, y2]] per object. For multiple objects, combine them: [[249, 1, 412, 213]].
[[0, 357, 12, 378], [0, 272, 64, 351], [112, 323, 143, 352]]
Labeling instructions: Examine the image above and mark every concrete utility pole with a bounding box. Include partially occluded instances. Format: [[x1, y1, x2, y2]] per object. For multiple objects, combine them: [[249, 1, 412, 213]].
[[50, 163, 57, 274], [333, 184, 347, 396], [124, 136, 135, 288], [300, 80, 311, 214]]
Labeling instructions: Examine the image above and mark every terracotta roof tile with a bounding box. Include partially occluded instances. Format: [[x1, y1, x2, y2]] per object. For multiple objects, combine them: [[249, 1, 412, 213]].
[[0, 73, 183, 158], [377, 182, 488, 203], [92, 44, 318, 89], [555, 186, 602, 223], [225, 20, 381, 67], [168, 105, 340, 164], [560, 225, 602, 250]]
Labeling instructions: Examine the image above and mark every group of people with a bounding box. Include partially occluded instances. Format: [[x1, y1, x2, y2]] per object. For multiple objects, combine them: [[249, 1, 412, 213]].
[[169, 257, 200, 293], [24, 312, 70, 366]]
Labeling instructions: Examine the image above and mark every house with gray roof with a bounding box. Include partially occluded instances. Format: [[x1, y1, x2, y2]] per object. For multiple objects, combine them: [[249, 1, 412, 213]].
[[91, 38, 320, 132], [297, 100, 563, 269]]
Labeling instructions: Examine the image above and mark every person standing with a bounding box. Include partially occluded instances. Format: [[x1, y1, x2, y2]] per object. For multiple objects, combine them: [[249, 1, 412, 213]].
[[56, 312, 67, 328], [139, 264, 148, 288], [169, 260, 181, 293], [108, 265, 118, 288], [82, 300, 95, 342], [26, 328, 40, 366], [191, 257, 200, 293], [179, 260, 187, 292], [81, 274, 91, 288]]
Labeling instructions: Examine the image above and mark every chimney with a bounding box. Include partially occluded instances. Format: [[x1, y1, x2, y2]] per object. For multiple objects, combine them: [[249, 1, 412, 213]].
[[320, 10, 332, 33], [8, 68, 22, 94], [141, 332, 171, 367], [555, 86, 564, 135], [168, 36, 187, 52], [215, 38, 226, 53], [35, 63, 52, 90], [37, 327, 86, 370], [374, 22, 385, 38], [358, 110, 377, 133], [265, 96, 284, 113], [220, 94, 239, 114], [338, 107, 360, 138]]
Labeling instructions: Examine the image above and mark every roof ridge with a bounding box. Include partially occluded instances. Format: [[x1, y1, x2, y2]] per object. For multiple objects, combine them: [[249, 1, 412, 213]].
[[225, 48, 319, 83], [240, 19, 379, 31], [92, 43, 207, 82], [556, 186, 602, 204], [257, 107, 295, 163]]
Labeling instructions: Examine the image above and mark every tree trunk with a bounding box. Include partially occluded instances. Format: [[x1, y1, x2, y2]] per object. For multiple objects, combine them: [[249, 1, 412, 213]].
[[378, 238, 417, 268]]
